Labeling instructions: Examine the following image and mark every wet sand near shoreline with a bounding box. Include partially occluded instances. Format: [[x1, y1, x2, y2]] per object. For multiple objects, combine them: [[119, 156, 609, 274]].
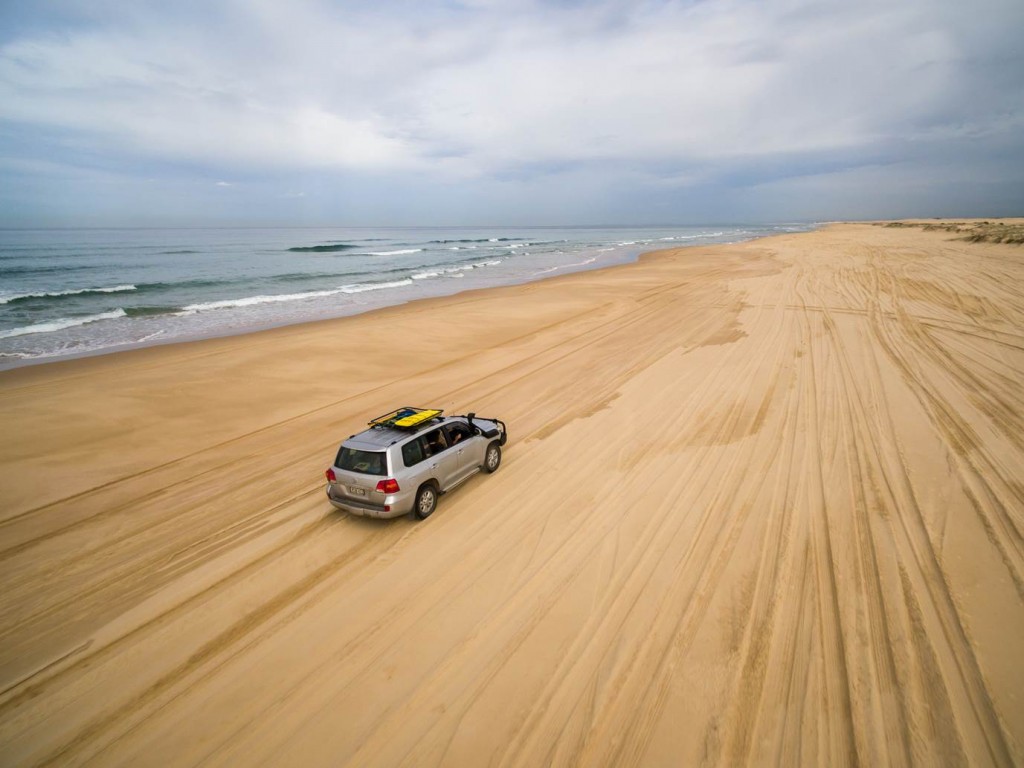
[[1, 222, 1022, 765]]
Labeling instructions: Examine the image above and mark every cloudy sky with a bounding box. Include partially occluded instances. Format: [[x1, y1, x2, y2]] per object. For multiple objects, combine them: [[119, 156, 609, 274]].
[[1, 0, 1022, 227]]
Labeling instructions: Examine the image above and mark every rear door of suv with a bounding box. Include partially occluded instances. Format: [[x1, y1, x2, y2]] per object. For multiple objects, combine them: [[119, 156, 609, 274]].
[[333, 445, 388, 505]]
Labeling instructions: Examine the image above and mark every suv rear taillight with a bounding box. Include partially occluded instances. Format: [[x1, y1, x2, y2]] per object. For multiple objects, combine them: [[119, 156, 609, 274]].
[[325, 468, 336, 482], [375, 478, 400, 494]]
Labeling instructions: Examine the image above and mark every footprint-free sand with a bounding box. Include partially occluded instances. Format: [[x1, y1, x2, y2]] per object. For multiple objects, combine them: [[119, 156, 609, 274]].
[[1, 222, 1022, 765]]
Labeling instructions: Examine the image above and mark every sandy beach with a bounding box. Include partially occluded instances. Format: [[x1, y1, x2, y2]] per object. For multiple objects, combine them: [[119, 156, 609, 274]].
[[0, 221, 1022, 765]]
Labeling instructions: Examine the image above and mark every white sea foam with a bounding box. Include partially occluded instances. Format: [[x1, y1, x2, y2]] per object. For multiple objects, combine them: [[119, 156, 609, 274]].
[[0, 284, 137, 304], [180, 280, 414, 313], [659, 232, 724, 241], [364, 249, 422, 256], [532, 257, 597, 276], [182, 290, 340, 312], [412, 259, 501, 280], [412, 266, 465, 280], [0, 309, 127, 338], [342, 279, 414, 294]]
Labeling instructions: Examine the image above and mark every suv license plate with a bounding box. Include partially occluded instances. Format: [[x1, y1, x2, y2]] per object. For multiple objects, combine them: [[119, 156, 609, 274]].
[[349, 486, 366, 496]]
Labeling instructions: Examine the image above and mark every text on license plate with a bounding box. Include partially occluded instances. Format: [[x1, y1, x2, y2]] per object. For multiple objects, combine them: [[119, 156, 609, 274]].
[[348, 486, 366, 496]]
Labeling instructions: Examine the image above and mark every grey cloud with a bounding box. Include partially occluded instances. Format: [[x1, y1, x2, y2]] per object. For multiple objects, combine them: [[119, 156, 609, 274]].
[[0, 0, 1021, 224]]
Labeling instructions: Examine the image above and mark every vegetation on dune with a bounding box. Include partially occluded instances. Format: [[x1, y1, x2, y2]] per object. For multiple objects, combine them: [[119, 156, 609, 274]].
[[879, 220, 1024, 244]]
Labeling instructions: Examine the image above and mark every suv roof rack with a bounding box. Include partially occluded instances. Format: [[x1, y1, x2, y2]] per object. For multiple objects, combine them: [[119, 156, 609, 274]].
[[368, 407, 444, 430]]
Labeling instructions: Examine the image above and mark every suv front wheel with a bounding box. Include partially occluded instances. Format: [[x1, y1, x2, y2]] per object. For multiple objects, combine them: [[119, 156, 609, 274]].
[[483, 442, 502, 474]]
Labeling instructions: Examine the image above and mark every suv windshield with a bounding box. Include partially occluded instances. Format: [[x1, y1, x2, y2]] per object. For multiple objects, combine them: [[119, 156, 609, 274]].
[[336, 447, 387, 476]]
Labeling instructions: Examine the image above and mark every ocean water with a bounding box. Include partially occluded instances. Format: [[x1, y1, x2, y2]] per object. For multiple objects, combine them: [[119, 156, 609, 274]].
[[0, 224, 813, 368]]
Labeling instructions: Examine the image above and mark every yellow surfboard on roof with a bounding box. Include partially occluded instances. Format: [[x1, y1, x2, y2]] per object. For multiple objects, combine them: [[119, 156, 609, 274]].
[[369, 407, 443, 429], [394, 408, 442, 427]]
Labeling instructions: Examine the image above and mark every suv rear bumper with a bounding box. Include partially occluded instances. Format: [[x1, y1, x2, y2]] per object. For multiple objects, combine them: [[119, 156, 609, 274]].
[[326, 484, 412, 519]]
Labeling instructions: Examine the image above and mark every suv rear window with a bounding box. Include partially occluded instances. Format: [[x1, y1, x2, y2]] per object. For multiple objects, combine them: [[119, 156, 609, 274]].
[[336, 447, 387, 476]]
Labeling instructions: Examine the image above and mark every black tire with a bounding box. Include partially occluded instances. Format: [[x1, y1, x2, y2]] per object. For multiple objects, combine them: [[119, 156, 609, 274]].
[[482, 442, 502, 473], [414, 484, 438, 520]]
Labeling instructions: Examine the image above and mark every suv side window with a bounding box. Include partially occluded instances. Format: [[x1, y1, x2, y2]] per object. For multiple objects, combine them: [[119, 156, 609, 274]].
[[423, 428, 448, 455], [402, 437, 427, 467], [445, 423, 472, 445]]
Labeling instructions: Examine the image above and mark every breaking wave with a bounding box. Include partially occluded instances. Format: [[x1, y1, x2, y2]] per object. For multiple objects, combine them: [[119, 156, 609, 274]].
[[0, 284, 137, 305], [286, 244, 359, 253], [0, 309, 127, 339], [179, 279, 414, 313]]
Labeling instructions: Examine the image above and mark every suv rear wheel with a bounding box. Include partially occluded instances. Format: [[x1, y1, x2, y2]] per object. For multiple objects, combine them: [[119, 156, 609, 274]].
[[483, 442, 501, 474], [414, 484, 438, 520]]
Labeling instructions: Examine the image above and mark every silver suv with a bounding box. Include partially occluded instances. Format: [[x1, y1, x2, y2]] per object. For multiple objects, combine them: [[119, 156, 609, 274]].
[[325, 407, 508, 519]]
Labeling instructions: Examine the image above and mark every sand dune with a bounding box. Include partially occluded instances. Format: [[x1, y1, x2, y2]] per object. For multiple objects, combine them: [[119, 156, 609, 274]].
[[0, 223, 1021, 766]]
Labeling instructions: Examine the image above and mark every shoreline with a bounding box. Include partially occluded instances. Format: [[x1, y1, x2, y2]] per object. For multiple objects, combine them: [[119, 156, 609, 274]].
[[0, 245, 721, 380], [0, 243, 638, 374], [1, 220, 1021, 765], [0, 225, 813, 373]]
